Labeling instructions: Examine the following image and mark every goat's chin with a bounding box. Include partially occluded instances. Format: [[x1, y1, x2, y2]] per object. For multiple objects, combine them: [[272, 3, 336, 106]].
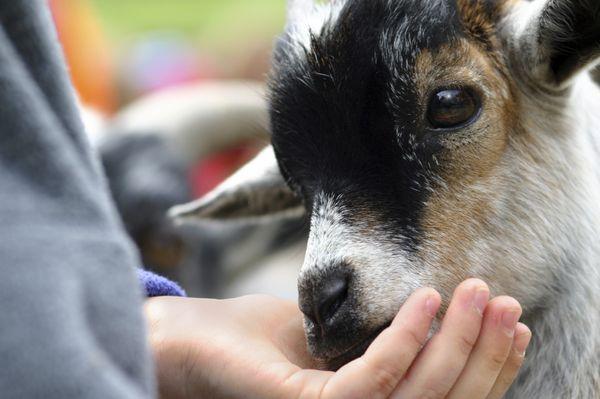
[[312, 322, 391, 371]]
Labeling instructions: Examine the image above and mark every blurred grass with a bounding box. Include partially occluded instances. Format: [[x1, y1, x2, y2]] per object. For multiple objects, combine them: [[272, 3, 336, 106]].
[[90, 0, 286, 49]]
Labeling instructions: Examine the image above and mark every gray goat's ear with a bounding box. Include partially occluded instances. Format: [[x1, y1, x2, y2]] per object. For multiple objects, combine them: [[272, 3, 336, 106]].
[[169, 146, 305, 222], [508, 0, 600, 85]]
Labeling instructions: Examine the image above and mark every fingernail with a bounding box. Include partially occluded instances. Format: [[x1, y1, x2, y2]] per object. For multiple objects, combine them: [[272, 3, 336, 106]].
[[501, 310, 519, 336], [514, 331, 532, 356], [425, 296, 440, 318], [473, 288, 489, 316]]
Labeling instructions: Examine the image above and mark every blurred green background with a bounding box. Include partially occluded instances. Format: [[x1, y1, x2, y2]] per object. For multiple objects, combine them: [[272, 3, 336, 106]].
[[90, 0, 286, 51]]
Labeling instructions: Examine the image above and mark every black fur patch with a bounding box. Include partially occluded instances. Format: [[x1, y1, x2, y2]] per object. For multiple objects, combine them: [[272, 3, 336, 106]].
[[269, 0, 465, 250], [539, 0, 600, 83]]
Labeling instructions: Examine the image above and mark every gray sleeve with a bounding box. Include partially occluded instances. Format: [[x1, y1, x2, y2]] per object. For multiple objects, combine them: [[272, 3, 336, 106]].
[[0, 2, 155, 398]]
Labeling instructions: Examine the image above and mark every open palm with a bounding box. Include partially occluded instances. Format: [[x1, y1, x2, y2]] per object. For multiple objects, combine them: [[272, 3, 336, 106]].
[[145, 280, 530, 399]]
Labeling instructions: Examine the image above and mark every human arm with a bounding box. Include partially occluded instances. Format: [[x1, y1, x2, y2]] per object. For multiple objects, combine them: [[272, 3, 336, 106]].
[[0, 1, 154, 397]]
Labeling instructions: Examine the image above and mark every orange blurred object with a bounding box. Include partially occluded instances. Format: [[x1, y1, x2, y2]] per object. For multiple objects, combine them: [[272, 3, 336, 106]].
[[50, 0, 117, 114]]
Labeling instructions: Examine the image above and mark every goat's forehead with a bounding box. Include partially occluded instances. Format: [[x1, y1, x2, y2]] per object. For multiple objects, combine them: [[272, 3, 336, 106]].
[[277, 0, 507, 75], [271, 0, 504, 125], [283, 0, 490, 58]]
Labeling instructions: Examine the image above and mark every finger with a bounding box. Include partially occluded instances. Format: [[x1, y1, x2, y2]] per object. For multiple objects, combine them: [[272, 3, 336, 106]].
[[447, 296, 522, 399], [393, 278, 489, 398], [487, 323, 532, 399], [321, 287, 441, 399]]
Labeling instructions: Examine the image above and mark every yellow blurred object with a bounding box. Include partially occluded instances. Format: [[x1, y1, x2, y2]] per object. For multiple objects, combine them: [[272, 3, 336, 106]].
[[51, 0, 117, 114]]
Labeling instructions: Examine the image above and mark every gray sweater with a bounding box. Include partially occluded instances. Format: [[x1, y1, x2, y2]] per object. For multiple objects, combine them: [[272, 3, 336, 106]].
[[0, 1, 155, 398]]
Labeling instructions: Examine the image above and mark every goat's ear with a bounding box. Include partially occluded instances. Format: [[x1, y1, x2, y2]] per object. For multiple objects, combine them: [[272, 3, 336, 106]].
[[592, 65, 600, 84], [169, 146, 305, 222], [507, 0, 600, 85]]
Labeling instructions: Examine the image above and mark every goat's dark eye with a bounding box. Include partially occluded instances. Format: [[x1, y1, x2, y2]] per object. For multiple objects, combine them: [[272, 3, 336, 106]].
[[427, 88, 479, 129]]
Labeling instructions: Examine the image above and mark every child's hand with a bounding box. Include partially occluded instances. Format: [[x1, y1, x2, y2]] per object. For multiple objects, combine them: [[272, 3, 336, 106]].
[[144, 279, 530, 399]]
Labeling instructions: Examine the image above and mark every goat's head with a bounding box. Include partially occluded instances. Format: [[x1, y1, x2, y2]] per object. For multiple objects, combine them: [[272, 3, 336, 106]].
[[172, 0, 600, 369]]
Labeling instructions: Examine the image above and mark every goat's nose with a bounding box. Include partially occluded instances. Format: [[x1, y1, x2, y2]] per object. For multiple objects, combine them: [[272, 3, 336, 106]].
[[299, 271, 349, 332]]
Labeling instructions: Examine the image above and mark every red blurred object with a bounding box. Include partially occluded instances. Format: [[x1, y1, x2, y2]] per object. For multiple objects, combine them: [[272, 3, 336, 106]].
[[189, 142, 260, 198]]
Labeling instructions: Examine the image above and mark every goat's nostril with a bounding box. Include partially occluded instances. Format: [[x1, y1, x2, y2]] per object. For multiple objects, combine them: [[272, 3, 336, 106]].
[[302, 272, 349, 331], [317, 275, 348, 321]]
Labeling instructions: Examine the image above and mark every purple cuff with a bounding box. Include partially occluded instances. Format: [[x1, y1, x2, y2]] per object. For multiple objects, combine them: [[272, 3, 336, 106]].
[[137, 269, 186, 297]]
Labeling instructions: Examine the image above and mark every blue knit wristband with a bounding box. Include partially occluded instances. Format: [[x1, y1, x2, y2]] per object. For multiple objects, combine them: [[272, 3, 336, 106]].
[[137, 269, 186, 297]]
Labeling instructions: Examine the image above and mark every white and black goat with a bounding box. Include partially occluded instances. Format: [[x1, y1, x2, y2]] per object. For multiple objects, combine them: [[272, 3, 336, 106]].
[[172, 0, 600, 397]]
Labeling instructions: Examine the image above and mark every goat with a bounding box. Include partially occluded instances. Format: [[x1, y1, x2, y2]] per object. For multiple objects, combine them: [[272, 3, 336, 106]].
[[171, 0, 600, 397]]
